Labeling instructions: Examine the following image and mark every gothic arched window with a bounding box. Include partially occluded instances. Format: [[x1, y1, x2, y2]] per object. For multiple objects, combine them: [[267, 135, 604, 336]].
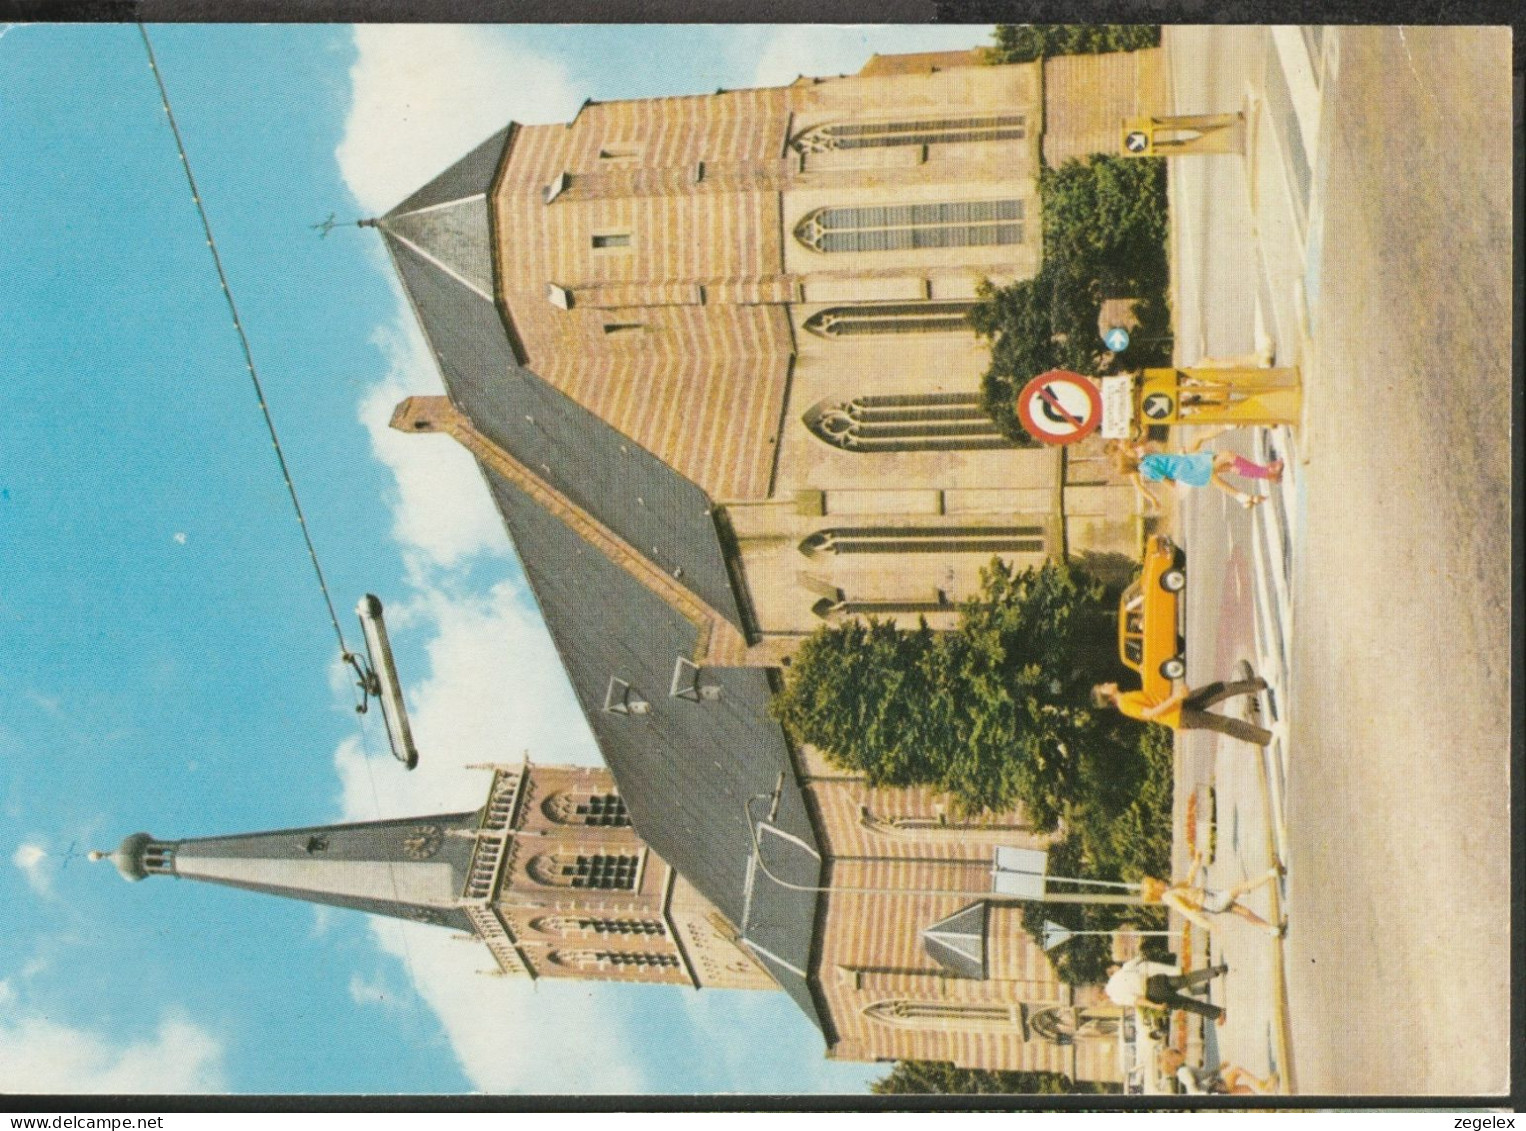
[[528, 852, 640, 890], [812, 596, 952, 622], [548, 949, 605, 970], [603, 952, 680, 968], [792, 116, 1028, 154], [803, 393, 1033, 453], [531, 916, 666, 938], [142, 843, 175, 875], [863, 999, 1022, 1032], [794, 201, 1023, 254], [858, 806, 1031, 837], [800, 525, 1045, 558], [804, 302, 976, 338], [543, 792, 631, 827], [548, 950, 680, 971]]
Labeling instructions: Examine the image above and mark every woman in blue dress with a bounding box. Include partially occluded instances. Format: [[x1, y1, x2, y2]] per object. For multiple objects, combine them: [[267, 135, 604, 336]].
[[1105, 428, 1283, 513]]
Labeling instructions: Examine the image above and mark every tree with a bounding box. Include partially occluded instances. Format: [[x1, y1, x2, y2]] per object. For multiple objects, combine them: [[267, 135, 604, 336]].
[[773, 557, 1178, 983], [972, 271, 1102, 442], [971, 155, 1171, 441], [1017, 722, 1177, 985], [771, 559, 1123, 821], [1040, 156, 1169, 286], [986, 25, 1160, 65], [766, 617, 943, 789], [872, 1060, 1116, 1095]]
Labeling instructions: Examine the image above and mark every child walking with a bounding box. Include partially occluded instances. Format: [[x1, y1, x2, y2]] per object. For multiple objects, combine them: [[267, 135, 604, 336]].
[[1106, 428, 1282, 511], [1141, 851, 1285, 937]]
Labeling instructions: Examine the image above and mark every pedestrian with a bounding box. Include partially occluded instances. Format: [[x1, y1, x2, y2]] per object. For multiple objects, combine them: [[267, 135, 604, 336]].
[[1104, 954, 1229, 1024], [1105, 429, 1282, 511], [1091, 676, 1273, 746], [1142, 852, 1285, 937]]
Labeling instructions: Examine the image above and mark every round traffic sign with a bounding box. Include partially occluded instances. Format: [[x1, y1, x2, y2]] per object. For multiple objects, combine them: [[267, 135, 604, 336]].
[[1102, 326, 1131, 353], [1124, 130, 1150, 153], [1016, 370, 1103, 445], [1141, 391, 1175, 420]]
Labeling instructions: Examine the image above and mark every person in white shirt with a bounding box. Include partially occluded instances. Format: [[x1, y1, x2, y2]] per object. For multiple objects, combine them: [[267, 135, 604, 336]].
[[1105, 955, 1228, 1023]]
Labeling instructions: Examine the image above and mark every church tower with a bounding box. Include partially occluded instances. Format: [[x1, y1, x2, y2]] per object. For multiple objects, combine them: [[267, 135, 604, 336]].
[[94, 762, 773, 991]]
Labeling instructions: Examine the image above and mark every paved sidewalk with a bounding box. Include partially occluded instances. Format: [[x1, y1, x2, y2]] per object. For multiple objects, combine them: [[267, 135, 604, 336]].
[[1163, 25, 1513, 1096], [1162, 24, 1308, 1095]]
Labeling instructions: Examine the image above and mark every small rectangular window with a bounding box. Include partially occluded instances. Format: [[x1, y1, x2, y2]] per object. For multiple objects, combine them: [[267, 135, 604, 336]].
[[603, 322, 644, 335], [592, 232, 632, 250], [599, 144, 640, 161]]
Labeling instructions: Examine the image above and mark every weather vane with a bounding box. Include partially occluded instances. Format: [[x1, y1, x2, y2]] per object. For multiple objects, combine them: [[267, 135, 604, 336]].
[[310, 213, 378, 238]]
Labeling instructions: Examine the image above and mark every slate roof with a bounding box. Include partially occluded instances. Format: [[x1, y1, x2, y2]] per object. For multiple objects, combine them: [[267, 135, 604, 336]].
[[386, 238, 743, 630], [378, 136, 828, 1034]]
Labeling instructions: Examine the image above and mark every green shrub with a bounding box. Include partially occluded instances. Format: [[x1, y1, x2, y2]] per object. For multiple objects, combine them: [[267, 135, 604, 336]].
[[771, 559, 1124, 820], [987, 24, 1161, 65], [1019, 722, 1176, 985], [873, 1059, 1118, 1094], [972, 155, 1172, 442]]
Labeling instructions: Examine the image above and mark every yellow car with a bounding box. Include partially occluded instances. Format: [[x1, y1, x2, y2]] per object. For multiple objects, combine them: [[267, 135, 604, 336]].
[[1118, 535, 1186, 700]]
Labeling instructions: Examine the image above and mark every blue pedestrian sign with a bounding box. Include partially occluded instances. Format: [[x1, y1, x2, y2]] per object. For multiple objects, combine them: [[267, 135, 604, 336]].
[[1103, 326, 1131, 353]]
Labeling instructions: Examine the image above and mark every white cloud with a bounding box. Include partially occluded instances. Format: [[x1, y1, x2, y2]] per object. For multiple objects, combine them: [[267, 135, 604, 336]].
[[335, 18, 606, 1068], [348, 972, 399, 1009], [12, 841, 50, 896], [24, 689, 62, 717], [0, 1014, 226, 1094], [356, 317, 508, 570], [337, 26, 582, 216], [747, 24, 995, 88], [362, 921, 646, 1094]]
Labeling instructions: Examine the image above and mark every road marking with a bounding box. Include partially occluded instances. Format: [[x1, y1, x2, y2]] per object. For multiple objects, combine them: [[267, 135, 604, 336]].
[[1272, 26, 1323, 167], [1254, 735, 1296, 1093]]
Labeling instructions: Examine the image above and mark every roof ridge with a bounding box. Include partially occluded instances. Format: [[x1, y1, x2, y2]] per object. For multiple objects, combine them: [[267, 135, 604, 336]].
[[392, 395, 749, 665]]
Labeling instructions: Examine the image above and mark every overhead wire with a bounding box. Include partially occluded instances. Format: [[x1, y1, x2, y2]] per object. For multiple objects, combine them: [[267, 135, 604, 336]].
[[138, 24, 428, 1003], [138, 23, 350, 659]]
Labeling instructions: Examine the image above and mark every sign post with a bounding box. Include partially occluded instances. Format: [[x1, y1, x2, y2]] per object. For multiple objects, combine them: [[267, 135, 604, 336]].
[[1119, 112, 1245, 158], [1134, 366, 1302, 428], [1040, 921, 1180, 951]]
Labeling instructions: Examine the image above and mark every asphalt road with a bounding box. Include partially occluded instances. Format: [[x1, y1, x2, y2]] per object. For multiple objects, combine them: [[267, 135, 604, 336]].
[[1278, 27, 1512, 1096]]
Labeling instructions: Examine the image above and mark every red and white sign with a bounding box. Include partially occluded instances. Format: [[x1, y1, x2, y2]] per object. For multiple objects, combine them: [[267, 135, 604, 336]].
[[1016, 370, 1103, 445]]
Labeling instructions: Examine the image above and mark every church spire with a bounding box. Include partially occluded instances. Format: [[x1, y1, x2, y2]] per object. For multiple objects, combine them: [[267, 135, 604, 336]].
[[94, 763, 773, 991], [91, 811, 486, 931]]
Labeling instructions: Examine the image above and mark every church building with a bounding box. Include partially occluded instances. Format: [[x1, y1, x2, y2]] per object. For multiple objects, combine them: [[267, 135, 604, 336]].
[[103, 46, 1166, 1084]]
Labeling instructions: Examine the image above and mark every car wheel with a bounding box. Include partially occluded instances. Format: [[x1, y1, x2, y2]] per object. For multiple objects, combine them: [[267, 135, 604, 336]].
[[1161, 568, 1186, 592], [1160, 656, 1186, 680]]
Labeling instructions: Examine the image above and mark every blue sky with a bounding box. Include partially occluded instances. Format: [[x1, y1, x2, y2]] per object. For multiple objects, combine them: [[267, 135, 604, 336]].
[[0, 23, 1001, 1095]]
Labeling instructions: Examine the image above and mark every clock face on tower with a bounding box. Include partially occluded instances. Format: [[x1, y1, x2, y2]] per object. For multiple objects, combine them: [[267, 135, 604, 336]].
[[400, 824, 444, 860]]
